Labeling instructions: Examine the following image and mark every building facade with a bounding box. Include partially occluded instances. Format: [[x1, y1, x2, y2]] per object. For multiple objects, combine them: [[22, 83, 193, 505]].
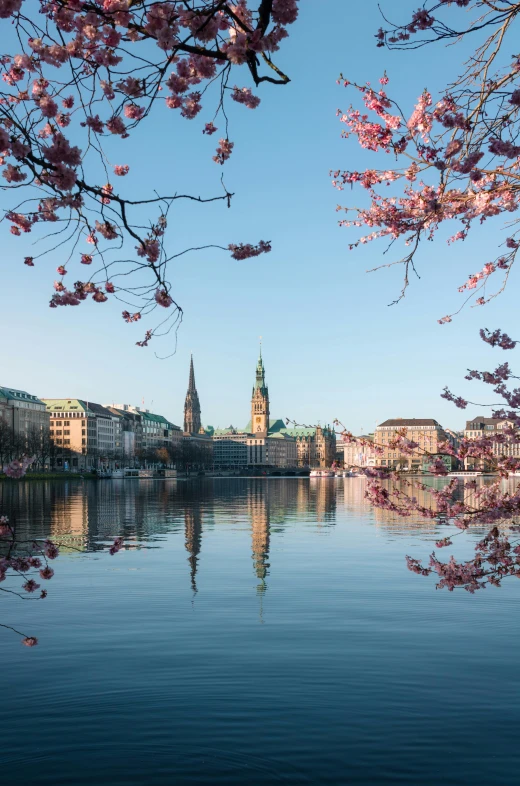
[[283, 425, 337, 468], [0, 385, 49, 443], [212, 429, 249, 469], [107, 406, 143, 459], [374, 418, 453, 471], [112, 404, 182, 463], [337, 435, 376, 468], [210, 350, 334, 470], [43, 399, 122, 470], [464, 416, 520, 469]]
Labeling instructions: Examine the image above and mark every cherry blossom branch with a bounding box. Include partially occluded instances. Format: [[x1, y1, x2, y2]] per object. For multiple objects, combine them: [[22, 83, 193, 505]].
[[0, 1, 298, 348]]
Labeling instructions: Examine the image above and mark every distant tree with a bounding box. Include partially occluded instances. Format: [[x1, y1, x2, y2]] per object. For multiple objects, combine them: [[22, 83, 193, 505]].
[[156, 447, 170, 466], [166, 443, 180, 467], [0, 419, 16, 466], [26, 425, 54, 471]]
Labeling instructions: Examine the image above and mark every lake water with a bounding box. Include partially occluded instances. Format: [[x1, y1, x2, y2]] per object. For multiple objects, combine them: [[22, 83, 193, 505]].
[[1, 477, 519, 785]]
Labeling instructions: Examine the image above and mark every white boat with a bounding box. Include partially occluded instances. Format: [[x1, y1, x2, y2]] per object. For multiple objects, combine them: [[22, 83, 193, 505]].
[[448, 471, 483, 477], [110, 469, 125, 479], [310, 469, 335, 478], [123, 468, 154, 479]]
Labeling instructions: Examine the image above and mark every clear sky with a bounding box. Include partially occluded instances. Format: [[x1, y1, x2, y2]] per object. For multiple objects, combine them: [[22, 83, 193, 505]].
[[2, 0, 517, 434]]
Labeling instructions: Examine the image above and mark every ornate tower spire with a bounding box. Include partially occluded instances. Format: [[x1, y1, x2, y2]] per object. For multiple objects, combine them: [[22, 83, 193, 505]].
[[251, 342, 269, 435], [184, 354, 202, 434]]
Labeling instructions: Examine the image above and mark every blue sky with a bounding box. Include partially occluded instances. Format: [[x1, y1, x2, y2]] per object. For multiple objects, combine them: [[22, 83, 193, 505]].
[[2, 0, 517, 434]]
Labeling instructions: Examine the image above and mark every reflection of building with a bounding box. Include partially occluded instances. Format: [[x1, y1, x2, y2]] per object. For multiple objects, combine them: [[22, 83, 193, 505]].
[[0, 385, 49, 441], [247, 483, 270, 590], [185, 504, 202, 592]]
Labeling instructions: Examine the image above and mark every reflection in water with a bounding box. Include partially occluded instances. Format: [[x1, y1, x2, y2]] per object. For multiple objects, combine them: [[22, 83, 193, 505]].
[[3, 476, 515, 592], [184, 495, 203, 594], [2, 477, 520, 786], [0, 478, 343, 594]]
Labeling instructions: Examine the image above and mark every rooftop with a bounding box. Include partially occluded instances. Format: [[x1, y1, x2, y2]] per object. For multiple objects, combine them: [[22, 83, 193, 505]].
[[377, 418, 441, 428], [0, 386, 45, 405]]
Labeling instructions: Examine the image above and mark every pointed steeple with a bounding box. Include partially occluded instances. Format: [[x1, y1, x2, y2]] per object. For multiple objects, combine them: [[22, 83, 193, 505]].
[[184, 355, 202, 434], [188, 354, 196, 391]]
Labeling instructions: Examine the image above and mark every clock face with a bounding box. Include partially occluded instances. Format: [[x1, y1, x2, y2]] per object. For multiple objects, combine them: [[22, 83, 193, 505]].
[[256, 417, 261, 423]]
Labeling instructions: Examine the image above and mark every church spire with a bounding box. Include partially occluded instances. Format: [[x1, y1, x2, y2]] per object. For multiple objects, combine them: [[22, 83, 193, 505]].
[[188, 354, 196, 391], [184, 355, 202, 434]]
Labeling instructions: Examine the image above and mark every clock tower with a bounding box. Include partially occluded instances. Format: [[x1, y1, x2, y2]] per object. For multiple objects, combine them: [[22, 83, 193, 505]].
[[251, 346, 270, 435]]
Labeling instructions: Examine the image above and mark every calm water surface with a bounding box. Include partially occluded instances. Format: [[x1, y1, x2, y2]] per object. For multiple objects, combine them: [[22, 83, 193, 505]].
[[1, 477, 518, 785]]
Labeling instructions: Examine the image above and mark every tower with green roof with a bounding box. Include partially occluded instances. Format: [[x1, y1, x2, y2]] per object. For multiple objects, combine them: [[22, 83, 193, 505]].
[[251, 345, 270, 435]]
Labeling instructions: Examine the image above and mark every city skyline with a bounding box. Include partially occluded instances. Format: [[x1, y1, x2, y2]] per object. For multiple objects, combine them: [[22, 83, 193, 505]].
[[1, 0, 514, 434], [1, 343, 476, 444]]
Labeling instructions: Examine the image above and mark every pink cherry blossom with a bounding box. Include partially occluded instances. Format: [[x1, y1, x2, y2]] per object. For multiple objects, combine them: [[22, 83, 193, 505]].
[[22, 637, 38, 647]]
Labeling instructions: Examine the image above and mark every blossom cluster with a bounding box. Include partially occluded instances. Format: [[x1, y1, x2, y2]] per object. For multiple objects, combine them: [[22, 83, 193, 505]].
[[0, 1, 299, 345], [335, 4, 520, 318], [338, 327, 520, 592]]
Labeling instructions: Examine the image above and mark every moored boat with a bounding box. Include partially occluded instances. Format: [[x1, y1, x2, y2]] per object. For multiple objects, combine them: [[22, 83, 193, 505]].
[[448, 471, 483, 477]]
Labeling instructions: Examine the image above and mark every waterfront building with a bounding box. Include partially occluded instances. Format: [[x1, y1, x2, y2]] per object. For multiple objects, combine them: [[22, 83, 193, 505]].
[[43, 399, 122, 470], [374, 418, 454, 471], [111, 403, 182, 463], [141, 411, 182, 454], [337, 435, 376, 468], [464, 416, 520, 469], [212, 428, 249, 469], [210, 349, 334, 470], [283, 424, 336, 468], [0, 385, 49, 443], [106, 406, 143, 459]]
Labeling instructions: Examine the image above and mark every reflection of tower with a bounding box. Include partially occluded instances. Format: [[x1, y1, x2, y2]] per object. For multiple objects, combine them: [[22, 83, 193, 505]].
[[185, 504, 202, 592], [251, 345, 270, 435], [184, 355, 202, 434], [248, 483, 270, 591], [314, 478, 336, 523]]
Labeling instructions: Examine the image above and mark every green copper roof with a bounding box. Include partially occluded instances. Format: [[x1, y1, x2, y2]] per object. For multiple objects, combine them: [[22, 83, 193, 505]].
[[283, 427, 317, 437], [141, 411, 178, 428], [243, 418, 286, 435], [0, 386, 45, 405], [43, 398, 90, 413]]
